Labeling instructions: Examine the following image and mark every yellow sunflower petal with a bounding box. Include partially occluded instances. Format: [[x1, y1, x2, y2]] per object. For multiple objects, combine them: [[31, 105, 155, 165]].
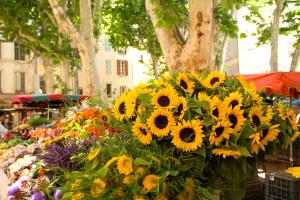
[[132, 118, 152, 144], [171, 120, 204, 152], [177, 73, 195, 94], [117, 155, 133, 175], [148, 109, 176, 137]]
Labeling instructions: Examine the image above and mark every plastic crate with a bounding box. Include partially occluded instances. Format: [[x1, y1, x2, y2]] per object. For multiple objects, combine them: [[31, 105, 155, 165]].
[[265, 171, 300, 200], [244, 175, 264, 200]]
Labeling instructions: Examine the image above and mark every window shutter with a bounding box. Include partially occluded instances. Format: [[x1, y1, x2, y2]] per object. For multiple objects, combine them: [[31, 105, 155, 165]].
[[117, 60, 120, 75], [125, 61, 128, 76]]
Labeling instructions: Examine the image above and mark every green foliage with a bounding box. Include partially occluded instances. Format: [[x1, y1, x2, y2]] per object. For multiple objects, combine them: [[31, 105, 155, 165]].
[[28, 116, 51, 127], [102, 0, 162, 57]]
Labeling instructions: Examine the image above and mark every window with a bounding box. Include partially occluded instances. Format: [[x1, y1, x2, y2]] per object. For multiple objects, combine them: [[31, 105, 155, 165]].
[[120, 86, 127, 95], [106, 84, 112, 98], [117, 49, 127, 55], [15, 43, 26, 60], [117, 60, 128, 76], [15, 72, 25, 93], [105, 60, 112, 75], [104, 37, 111, 52]]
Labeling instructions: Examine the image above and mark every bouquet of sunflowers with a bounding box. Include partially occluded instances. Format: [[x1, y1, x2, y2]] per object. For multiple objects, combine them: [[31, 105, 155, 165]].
[[106, 71, 299, 199]]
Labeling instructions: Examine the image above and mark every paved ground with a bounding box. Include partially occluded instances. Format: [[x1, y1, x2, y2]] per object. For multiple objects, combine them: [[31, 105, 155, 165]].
[[0, 169, 8, 200]]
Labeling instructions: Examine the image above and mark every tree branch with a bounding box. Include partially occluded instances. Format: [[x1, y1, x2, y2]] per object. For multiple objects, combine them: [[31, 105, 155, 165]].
[[290, 44, 300, 72], [48, 0, 87, 55], [18, 30, 60, 58], [145, 0, 183, 71], [180, 0, 214, 72]]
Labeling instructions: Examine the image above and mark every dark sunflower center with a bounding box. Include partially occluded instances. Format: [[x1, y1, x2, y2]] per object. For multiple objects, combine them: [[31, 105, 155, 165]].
[[210, 77, 219, 85], [139, 128, 148, 136], [102, 116, 108, 121], [180, 79, 188, 89], [175, 103, 183, 116], [212, 108, 219, 117], [158, 96, 170, 107], [261, 128, 269, 140], [179, 128, 196, 143], [154, 115, 169, 129], [252, 115, 261, 127], [229, 100, 239, 108], [215, 126, 224, 137], [229, 114, 238, 128], [118, 102, 126, 114]]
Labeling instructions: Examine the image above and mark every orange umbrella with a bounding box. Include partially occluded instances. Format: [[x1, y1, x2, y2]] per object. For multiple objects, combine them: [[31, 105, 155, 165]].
[[236, 72, 300, 98]]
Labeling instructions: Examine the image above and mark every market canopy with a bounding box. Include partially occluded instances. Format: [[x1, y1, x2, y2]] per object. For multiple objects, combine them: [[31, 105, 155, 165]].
[[11, 94, 88, 107], [236, 72, 300, 98]]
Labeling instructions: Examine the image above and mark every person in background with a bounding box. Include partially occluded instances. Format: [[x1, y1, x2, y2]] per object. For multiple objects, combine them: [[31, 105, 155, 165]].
[[0, 121, 7, 138]]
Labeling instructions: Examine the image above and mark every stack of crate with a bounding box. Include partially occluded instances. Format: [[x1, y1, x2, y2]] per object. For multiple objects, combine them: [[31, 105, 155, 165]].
[[265, 171, 300, 200]]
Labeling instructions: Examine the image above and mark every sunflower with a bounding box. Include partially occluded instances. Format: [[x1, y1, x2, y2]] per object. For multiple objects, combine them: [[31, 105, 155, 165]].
[[125, 90, 138, 119], [117, 155, 133, 175], [250, 125, 280, 154], [123, 175, 138, 186], [201, 71, 225, 89], [174, 97, 188, 120], [198, 92, 211, 102], [171, 120, 204, 152], [291, 132, 300, 143], [276, 103, 287, 120], [264, 106, 273, 124], [71, 192, 84, 200], [249, 106, 265, 127], [177, 73, 195, 94], [113, 95, 127, 120], [286, 167, 300, 178], [226, 106, 245, 133], [90, 178, 106, 197], [148, 109, 176, 137], [87, 147, 100, 161], [209, 121, 233, 146], [132, 118, 152, 144], [287, 108, 298, 131], [209, 96, 225, 119], [142, 174, 160, 191], [212, 148, 242, 159], [223, 91, 243, 109], [151, 86, 179, 110], [133, 195, 146, 200]]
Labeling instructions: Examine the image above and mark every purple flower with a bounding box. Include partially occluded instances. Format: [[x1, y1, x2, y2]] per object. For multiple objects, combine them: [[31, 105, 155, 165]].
[[7, 183, 21, 196], [17, 176, 30, 184], [31, 192, 45, 200], [53, 189, 62, 200]]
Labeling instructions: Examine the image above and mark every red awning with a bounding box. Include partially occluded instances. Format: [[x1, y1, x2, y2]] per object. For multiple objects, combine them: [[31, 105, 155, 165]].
[[11, 94, 88, 104], [237, 72, 300, 98]]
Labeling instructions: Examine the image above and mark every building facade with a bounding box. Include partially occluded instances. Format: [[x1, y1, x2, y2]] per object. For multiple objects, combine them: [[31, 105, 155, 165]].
[[0, 38, 152, 107], [78, 37, 151, 99]]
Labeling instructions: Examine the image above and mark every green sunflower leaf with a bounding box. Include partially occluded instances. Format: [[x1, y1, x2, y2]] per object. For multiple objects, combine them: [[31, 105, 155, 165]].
[[133, 158, 151, 166], [96, 167, 108, 179], [236, 146, 252, 157]]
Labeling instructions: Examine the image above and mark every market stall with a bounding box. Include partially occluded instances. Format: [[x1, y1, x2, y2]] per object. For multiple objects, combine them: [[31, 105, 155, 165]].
[[237, 72, 300, 166]]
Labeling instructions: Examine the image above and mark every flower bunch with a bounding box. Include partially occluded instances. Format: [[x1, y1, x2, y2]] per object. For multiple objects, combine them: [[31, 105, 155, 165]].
[[109, 71, 300, 198], [60, 108, 115, 137], [29, 128, 63, 139]]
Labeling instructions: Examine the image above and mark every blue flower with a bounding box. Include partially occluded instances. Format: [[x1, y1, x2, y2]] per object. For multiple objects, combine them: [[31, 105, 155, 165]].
[[53, 189, 63, 200], [7, 183, 21, 196], [31, 192, 45, 200], [17, 176, 30, 184]]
